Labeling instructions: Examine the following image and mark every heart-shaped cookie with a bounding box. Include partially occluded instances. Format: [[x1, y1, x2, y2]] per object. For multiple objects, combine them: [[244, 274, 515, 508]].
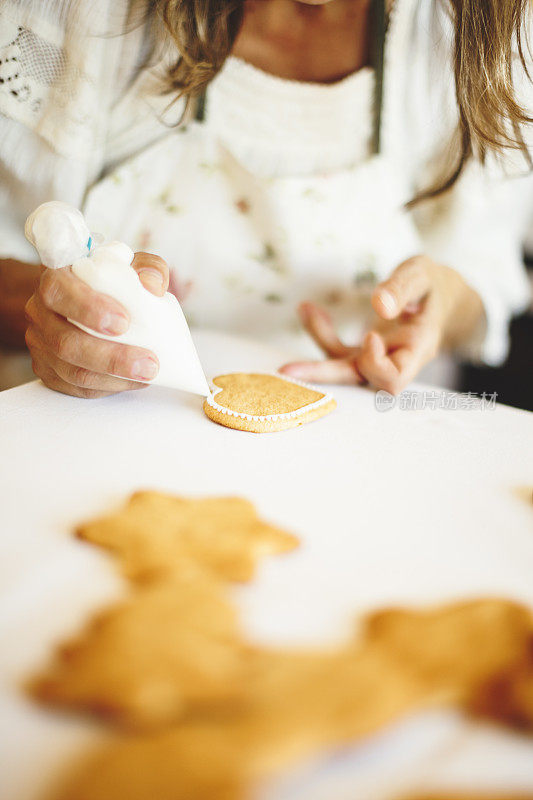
[[203, 373, 336, 433]]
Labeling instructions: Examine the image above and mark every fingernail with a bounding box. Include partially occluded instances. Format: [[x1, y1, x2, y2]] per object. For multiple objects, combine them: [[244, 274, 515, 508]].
[[138, 268, 164, 293], [379, 289, 396, 314], [131, 357, 159, 381], [101, 312, 129, 335], [281, 364, 304, 378]]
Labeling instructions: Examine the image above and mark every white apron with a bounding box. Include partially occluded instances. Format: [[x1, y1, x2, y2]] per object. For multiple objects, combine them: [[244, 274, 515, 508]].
[[84, 57, 422, 357]]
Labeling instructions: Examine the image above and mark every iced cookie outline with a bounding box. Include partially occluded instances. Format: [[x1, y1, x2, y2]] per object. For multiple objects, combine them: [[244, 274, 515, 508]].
[[203, 372, 337, 432]]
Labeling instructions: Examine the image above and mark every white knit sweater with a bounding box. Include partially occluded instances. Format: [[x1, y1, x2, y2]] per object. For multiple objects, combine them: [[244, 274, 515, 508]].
[[0, 0, 532, 365]]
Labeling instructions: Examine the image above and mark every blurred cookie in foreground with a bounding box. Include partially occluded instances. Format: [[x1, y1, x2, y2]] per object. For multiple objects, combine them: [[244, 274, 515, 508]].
[[77, 491, 298, 583], [39, 600, 533, 798], [29, 575, 250, 729], [402, 794, 533, 800], [468, 647, 533, 730], [31, 491, 533, 800], [360, 599, 533, 698], [203, 373, 336, 433], [46, 723, 246, 800]]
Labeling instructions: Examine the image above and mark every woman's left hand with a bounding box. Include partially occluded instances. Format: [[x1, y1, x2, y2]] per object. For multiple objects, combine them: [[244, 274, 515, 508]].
[[280, 256, 483, 395]]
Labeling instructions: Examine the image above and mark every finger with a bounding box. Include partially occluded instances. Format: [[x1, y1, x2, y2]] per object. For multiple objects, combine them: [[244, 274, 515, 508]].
[[280, 355, 365, 385], [372, 257, 431, 320], [37, 267, 129, 335], [357, 332, 402, 394], [298, 302, 353, 358], [358, 331, 422, 394], [27, 304, 159, 382], [29, 332, 148, 393], [30, 356, 116, 399], [132, 252, 169, 296]]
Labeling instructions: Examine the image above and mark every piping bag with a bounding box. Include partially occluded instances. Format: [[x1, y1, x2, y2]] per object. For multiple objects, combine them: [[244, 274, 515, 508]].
[[25, 201, 210, 396]]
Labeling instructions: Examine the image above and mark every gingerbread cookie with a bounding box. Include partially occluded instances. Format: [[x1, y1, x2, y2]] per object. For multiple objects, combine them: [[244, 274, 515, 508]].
[[49, 723, 247, 800], [30, 575, 249, 729], [468, 648, 533, 729], [403, 796, 533, 800], [361, 599, 533, 695], [77, 491, 298, 584], [29, 489, 533, 800], [45, 599, 533, 800], [203, 373, 336, 433]]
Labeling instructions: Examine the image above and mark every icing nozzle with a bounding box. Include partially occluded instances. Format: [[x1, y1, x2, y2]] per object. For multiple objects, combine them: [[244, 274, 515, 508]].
[[25, 201, 93, 269]]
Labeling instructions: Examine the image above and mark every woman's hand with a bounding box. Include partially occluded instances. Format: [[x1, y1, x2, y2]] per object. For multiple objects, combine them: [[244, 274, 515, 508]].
[[25, 252, 169, 398], [280, 256, 484, 395]]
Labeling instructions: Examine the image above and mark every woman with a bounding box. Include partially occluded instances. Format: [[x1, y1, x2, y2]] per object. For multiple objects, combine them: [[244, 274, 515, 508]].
[[0, 0, 531, 397]]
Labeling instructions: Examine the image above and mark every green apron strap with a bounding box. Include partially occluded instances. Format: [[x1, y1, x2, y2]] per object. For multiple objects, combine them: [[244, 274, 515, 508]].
[[195, 90, 206, 123], [371, 0, 387, 155]]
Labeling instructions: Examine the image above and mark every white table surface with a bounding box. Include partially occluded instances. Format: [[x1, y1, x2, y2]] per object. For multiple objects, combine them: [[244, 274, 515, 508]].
[[1, 330, 533, 800]]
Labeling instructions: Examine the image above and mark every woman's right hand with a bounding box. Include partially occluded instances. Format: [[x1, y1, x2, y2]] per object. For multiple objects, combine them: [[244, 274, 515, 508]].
[[25, 252, 169, 398]]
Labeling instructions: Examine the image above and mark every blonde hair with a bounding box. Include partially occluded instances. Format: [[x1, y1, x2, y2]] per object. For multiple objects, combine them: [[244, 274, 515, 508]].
[[145, 0, 532, 198]]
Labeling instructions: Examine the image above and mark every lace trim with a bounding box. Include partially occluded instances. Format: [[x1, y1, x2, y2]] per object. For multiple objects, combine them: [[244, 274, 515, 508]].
[[0, 21, 97, 150], [0, 26, 58, 116]]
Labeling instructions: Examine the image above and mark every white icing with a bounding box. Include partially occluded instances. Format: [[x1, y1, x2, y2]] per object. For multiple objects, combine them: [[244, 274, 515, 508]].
[[25, 201, 92, 269], [205, 373, 334, 421], [25, 202, 210, 396]]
